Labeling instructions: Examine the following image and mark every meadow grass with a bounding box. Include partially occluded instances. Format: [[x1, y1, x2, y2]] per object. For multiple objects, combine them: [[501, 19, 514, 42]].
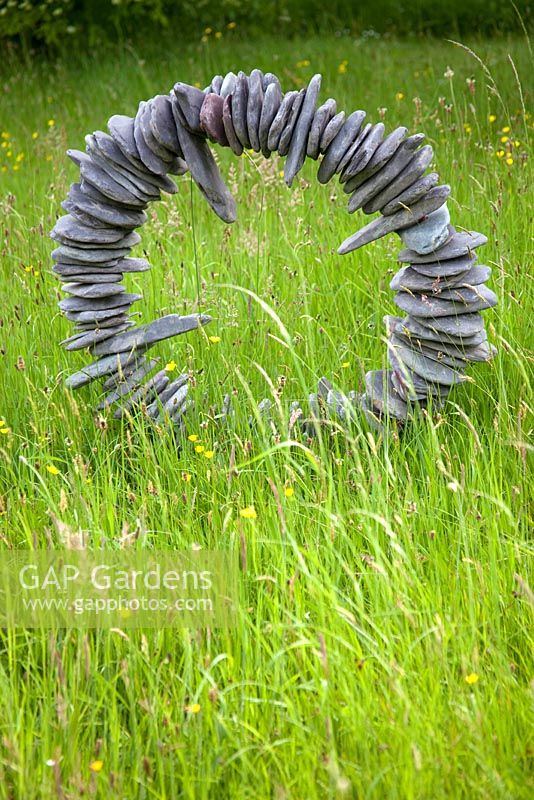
[[0, 29, 532, 799]]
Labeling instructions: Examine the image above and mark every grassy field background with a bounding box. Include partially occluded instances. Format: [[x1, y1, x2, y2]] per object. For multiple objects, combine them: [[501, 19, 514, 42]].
[[0, 28, 533, 799]]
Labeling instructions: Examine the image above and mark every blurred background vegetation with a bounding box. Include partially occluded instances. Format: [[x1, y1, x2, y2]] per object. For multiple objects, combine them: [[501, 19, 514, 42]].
[[0, 0, 532, 51]]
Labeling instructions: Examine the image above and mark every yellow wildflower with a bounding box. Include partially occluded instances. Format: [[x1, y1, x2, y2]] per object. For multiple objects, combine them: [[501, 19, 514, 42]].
[[195, 445, 205, 454], [46, 465, 60, 475], [0, 427, 11, 435], [505, 157, 513, 165], [16, 153, 24, 162], [32, 132, 39, 139], [204, 27, 212, 34], [465, 673, 479, 685], [240, 506, 257, 520], [342, 361, 350, 368], [204, 450, 214, 459], [500, 135, 509, 143], [208, 335, 221, 344], [488, 114, 496, 123], [89, 760, 103, 772], [185, 703, 201, 713], [502, 126, 510, 133], [165, 360, 177, 372], [188, 434, 199, 442], [338, 60, 348, 75], [495, 150, 505, 158], [284, 486, 294, 498], [47, 119, 55, 127], [395, 92, 405, 101], [215, 31, 222, 39], [181, 472, 192, 482], [227, 21, 236, 29]]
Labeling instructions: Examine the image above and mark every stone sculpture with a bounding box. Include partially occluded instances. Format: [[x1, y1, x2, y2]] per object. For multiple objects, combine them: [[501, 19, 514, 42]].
[[51, 70, 497, 432]]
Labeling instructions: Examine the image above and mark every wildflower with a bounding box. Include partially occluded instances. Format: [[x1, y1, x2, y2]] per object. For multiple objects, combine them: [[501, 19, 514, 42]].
[[465, 673, 479, 685], [165, 360, 177, 372], [296, 59, 310, 68], [208, 335, 221, 344], [188, 434, 199, 442], [466, 77, 476, 95], [195, 445, 205, 453], [395, 92, 404, 101], [239, 506, 257, 520], [185, 703, 201, 714], [500, 135, 509, 143], [181, 472, 192, 482], [227, 21, 236, 29], [45, 759, 56, 767], [0, 132, 9, 139], [32, 131, 39, 139], [1, 141, 7, 149], [513, 140, 520, 148], [495, 150, 505, 158], [200, 36, 208, 43], [16, 153, 24, 162], [204, 27, 212, 34], [204, 450, 214, 459], [215, 31, 222, 39], [502, 126, 510, 133], [444, 66, 454, 79], [284, 486, 294, 498], [13, 165, 19, 172], [338, 60, 348, 75], [0, 426, 11, 435], [47, 119, 55, 127], [341, 361, 350, 368], [505, 157, 513, 166], [46, 464, 60, 475], [89, 760, 103, 772], [488, 114, 496, 123], [463, 123, 471, 134]]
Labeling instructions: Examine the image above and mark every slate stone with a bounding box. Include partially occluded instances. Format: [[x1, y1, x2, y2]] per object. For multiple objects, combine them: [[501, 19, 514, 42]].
[[363, 144, 434, 214], [92, 313, 211, 356], [400, 204, 451, 254], [159, 380, 189, 419], [409, 253, 477, 278], [107, 115, 141, 162], [85, 137, 165, 199], [390, 265, 479, 293], [61, 323, 134, 351], [396, 333, 494, 363], [306, 98, 336, 160], [232, 72, 251, 149], [172, 83, 206, 135], [115, 257, 151, 273], [75, 313, 132, 330], [258, 81, 283, 157], [267, 91, 298, 153], [210, 75, 224, 95], [64, 184, 147, 229], [398, 228, 488, 264], [341, 125, 407, 186], [365, 369, 410, 420], [284, 73, 322, 186], [52, 244, 130, 265], [173, 108, 237, 224], [134, 101, 175, 176], [200, 93, 228, 146], [336, 122, 371, 176], [65, 351, 143, 389], [317, 110, 366, 184], [139, 100, 176, 162], [394, 315, 487, 345], [394, 284, 496, 317], [59, 292, 142, 313], [338, 185, 450, 254], [278, 89, 305, 157], [101, 355, 151, 389], [388, 341, 467, 386], [52, 229, 140, 251], [433, 285, 497, 306], [69, 149, 148, 207], [346, 133, 426, 208], [412, 313, 485, 337], [97, 358, 159, 409], [61, 200, 117, 230], [319, 111, 345, 153], [55, 270, 123, 283], [222, 95, 243, 156], [62, 282, 125, 299], [263, 73, 281, 92], [390, 333, 468, 369], [220, 72, 237, 97], [113, 371, 170, 418], [146, 374, 189, 418], [342, 122, 384, 180], [382, 172, 439, 216], [247, 68, 264, 152], [51, 214, 124, 245], [149, 94, 183, 156]]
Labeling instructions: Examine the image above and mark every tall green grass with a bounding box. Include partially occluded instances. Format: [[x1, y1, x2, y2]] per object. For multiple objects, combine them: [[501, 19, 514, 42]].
[[0, 30, 532, 799]]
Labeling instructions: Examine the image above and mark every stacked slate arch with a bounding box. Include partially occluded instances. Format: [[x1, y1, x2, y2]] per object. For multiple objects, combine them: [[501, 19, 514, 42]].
[[51, 70, 497, 430]]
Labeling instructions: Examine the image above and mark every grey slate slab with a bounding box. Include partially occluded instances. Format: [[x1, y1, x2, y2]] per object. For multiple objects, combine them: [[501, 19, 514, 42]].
[[247, 68, 264, 152], [284, 73, 322, 186], [338, 185, 450, 254], [319, 111, 345, 153], [267, 91, 298, 153], [382, 172, 439, 215], [306, 98, 336, 160], [258, 82, 282, 157], [363, 144, 434, 214], [64, 184, 147, 229], [394, 284, 496, 317], [232, 72, 251, 149], [51, 214, 124, 245], [278, 89, 305, 157], [61, 323, 134, 351], [317, 110, 366, 184], [364, 369, 410, 420], [398, 228, 488, 264], [222, 95, 244, 156], [172, 83, 206, 135], [62, 282, 125, 299], [341, 125, 408, 186], [65, 351, 144, 389], [200, 93, 228, 146], [92, 313, 211, 356]]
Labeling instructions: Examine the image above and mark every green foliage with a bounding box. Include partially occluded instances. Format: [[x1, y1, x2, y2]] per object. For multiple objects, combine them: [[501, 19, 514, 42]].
[[0, 0, 532, 49]]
